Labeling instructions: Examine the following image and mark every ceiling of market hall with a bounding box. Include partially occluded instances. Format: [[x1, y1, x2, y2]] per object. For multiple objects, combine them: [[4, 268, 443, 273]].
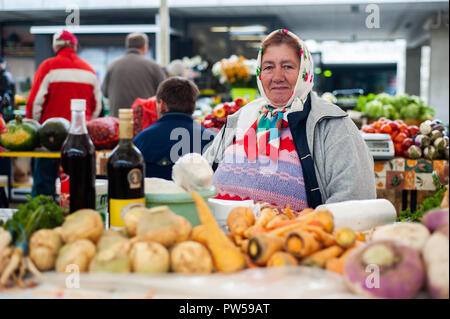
[[0, 1, 448, 45]]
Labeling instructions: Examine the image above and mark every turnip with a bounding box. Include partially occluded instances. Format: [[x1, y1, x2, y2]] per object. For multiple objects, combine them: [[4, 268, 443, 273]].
[[96, 234, 131, 255], [60, 209, 104, 244], [430, 130, 443, 142], [55, 239, 96, 273], [343, 240, 425, 299], [407, 145, 422, 159], [29, 229, 63, 271], [424, 145, 438, 160], [170, 241, 214, 274], [89, 250, 131, 273], [371, 222, 430, 252], [415, 134, 431, 148], [421, 208, 449, 233], [420, 120, 433, 135], [129, 241, 170, 273], [431, 121, 446, 132], [433, 137, 447, 152], [123, 206, 147, 236], [422, 224, 449, 299], [136, 206, 192, 247]]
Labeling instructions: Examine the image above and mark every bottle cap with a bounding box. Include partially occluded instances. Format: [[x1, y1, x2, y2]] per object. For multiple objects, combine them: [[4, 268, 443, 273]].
[[119, 108, 133, 120], [71, 99, 86, 112]]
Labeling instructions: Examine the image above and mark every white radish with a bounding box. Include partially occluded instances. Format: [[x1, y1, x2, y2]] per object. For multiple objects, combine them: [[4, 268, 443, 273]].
[[372, 222, 430, 252], [422, 224, 449, 299]]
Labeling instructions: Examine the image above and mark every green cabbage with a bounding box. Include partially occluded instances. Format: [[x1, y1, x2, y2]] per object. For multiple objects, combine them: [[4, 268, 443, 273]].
[[357, 92, 435, 120]]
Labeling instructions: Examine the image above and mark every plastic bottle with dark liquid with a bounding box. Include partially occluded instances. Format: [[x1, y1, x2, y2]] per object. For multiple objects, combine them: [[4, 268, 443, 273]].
[[60, 99, 96, 213]]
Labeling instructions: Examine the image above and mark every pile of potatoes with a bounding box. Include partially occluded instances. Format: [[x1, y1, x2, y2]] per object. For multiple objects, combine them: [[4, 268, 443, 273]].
[[28, 206, 215, 275]]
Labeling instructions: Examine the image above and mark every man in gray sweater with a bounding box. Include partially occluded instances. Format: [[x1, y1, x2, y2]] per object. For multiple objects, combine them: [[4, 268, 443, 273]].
[[102, 33, 167, 117]]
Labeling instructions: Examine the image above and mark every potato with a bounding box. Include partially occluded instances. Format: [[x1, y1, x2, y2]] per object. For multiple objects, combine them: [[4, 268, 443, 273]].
[[129, 241, 170, 273], [60, 209, 104, 244], [170, 241, 213, 274], [89, 250, 131, 273], [55, 239, 96, 273], [29, 229, 63, 271]]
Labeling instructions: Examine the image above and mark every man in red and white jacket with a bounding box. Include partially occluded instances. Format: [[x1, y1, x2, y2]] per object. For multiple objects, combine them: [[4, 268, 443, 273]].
[[26, 30, 102, 198], [26, 30, 102, 123]]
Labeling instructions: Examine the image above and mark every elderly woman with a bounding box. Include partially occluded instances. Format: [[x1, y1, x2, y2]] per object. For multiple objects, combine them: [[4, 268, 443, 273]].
[[203, 29, 376, 211]]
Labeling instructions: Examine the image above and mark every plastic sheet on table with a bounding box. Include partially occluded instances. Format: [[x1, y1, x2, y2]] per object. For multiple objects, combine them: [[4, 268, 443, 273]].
[[25, 267, 365, 299]]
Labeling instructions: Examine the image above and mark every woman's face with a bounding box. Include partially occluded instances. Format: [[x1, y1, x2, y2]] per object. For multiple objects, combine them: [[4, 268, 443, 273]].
[[261, 43, 300, 107]]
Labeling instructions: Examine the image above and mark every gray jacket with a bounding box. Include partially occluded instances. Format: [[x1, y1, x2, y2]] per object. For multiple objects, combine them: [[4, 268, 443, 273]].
[[203, 92, 376, 204], [102, 49, 167, 117]]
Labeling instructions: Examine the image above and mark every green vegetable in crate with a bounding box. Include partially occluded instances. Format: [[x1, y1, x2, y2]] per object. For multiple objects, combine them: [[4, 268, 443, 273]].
[[38, 117, 70, 151], [400, 103, 421, 120], [365, 100, 384, 119], [0, 114, 40, 151]]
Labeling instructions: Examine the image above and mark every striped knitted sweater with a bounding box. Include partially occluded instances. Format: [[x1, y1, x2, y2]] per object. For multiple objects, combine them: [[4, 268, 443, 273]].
[[212, 120, 309, 211]]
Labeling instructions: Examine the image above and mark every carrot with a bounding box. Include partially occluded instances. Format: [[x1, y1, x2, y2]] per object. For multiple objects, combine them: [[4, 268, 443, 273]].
[[255, 208, 277, 227], [355, 232, 366, 242], [240, 239, 249, 254], [284, 229, 321, 258], [243, 254, 260, 269], [243, 225, 268, 239], [298, 207, 315, 217], [268, 220, 323, 238], [191, 191, 246, 273], [284, 205, 296, 219], [267, 251, 298, 267], [302, 209, 334, 233], [301, 245, 344, 268], [335, 228, 356, 248], [227, 206, 255, 236], [325, 244, 358, 274], [267, 209, 334, 233], [233, 234, 244, 246], [247, 233, 284, 266], [301, 225, 336, 247], [266, 214, 290, 230]]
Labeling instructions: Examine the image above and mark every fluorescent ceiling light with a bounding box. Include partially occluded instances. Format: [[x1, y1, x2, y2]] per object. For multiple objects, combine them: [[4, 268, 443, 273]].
[[211, 25, 267, 33], [230, 35, 266, 41], [29, 25, 173, 34], [211, 26, 228, 32]]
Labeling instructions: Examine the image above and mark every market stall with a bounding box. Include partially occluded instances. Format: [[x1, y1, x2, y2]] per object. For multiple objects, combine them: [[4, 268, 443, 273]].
[[1, 68, 449, 301], [0, 147, 448, 299]]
